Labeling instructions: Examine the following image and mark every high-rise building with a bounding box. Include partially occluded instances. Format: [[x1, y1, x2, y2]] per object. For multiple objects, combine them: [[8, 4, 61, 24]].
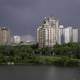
[[57, 25, 64, 44], [37, 16, 59, 48], [72, 28, 78, 42], [0, 27, 11, 45], [63, 27, 72, 43]]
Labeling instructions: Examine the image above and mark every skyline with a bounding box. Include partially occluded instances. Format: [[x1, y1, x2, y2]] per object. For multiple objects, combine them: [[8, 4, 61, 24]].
[[0, 0, 80, 41]]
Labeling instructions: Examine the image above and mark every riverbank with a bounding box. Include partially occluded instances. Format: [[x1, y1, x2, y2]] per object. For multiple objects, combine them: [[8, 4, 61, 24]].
[[5, 56, 79, 67], [0, 44, 79, 67], [0, 55, 80, 67], [29, 56, 80, 67]]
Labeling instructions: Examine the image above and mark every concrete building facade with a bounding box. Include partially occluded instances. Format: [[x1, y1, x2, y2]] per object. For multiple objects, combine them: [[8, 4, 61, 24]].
[[37, 16, 59, 48], [72, 28, 78, 42], [0, 27, 11, 45], [57, 25, 64, 44], [78, 28, 80, 42], [63, 27, 72, 43], [13, 35, 21, 44]]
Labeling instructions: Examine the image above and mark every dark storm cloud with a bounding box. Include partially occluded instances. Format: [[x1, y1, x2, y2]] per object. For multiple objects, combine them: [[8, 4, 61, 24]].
[[0, 0, 80, 40]]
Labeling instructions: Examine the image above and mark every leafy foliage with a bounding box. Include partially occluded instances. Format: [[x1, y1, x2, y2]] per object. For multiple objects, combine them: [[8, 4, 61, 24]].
[[54, 43, 80, 58], [0, 43, 79, 66]]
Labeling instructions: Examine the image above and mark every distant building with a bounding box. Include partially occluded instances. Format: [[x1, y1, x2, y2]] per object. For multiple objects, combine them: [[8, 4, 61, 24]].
[[78, 28, 80, 42], [63, 27, 72, 43], [57, 25, 64, 44], [37, 16, 59, 48], [72, 28, 78, 42], [20, 41, 36, 45], [0, 27, 11, 45], [13, 35, 21, 44]]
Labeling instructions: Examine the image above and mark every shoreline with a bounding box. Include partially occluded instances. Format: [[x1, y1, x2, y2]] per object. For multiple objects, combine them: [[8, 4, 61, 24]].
[[0, 56, 79, 67]]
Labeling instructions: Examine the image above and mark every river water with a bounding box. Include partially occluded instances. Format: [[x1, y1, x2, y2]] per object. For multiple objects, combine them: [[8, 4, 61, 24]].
[[0, 65, 80, 80]]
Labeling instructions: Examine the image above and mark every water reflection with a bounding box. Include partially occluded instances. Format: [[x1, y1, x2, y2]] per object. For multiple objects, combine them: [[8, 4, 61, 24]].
[[0, 66, 79, 80], [45, 66, 80, 80]]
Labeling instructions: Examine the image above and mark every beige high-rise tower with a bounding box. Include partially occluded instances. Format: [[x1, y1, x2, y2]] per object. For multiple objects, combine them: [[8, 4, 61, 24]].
[[37, 16, 59, 48], [0, 27, 11, 45]]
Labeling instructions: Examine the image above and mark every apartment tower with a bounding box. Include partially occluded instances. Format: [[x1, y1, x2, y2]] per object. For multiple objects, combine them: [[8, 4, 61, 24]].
[[57, 25, 64, 44], [63, 27, 72, 43], [37, 16, 59, 48], [0, 27, 11, 45]]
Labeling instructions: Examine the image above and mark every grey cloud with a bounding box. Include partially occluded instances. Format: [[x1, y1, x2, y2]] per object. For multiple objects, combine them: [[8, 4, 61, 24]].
[[21, 34, 35, 42], [0, 0, 80, 40], [0, 0, 38, 8]]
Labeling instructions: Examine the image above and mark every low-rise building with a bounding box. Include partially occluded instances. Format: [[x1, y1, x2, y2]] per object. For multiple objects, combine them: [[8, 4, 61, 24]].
[[13, 35, 21, 44]]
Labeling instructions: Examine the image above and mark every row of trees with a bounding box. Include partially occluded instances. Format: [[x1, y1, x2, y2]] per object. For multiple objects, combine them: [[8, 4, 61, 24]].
[[0, 45, 33, 63], [32, 43, 80, 58], [0, 42, 79, 64], [54, 43, 80, 58]]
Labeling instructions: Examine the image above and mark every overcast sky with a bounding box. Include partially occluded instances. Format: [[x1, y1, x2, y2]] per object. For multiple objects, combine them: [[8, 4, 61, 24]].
[[0, 0, 80, 41]]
